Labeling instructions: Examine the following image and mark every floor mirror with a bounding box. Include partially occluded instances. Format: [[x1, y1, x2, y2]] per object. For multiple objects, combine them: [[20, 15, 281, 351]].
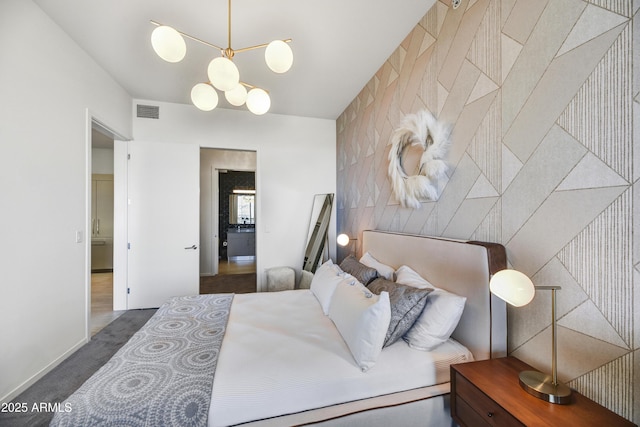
[[302, 193, 334, 272]]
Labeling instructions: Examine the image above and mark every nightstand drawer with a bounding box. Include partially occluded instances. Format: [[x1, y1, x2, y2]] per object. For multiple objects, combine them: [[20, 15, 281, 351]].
[[455, 397, 492, 427], [455, 372, 524, 427]]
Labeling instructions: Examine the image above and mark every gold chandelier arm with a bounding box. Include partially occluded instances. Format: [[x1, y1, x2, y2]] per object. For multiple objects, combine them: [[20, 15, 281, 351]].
[[234, 38, 292, 54], [150, 20, 225, 53], [238, 82, 269, 93], [228, 0, 232, 50]]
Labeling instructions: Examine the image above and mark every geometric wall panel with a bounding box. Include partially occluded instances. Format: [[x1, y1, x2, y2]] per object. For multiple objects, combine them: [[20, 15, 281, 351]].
[[557, 4, 628, 57], [336, 1, 637, 422], [584, 0, 634, 17], [570, 352, 634, 420], [558, 24, 633, 181], [557, 152, 629, 191], [559, 300, 628, 348], [558, 188, 633, 347]]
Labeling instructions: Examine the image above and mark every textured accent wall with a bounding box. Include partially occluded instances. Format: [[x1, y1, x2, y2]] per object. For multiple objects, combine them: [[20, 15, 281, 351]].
[[336, 0, 638, 422]]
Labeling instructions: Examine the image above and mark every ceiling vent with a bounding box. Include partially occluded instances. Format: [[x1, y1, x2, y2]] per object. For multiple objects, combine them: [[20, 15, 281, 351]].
[[136, 104, 160, 119]]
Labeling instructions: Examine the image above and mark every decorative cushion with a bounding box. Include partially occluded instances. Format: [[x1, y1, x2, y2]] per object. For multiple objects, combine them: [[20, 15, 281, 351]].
[[328, 279, 390, 372], [367, 278, 433, 347], [394, 265, 435, 289], [310, 260, 344, 315], [339, 255, 378, 285], [359, 252, 395, 281], [395, 265, 467, 351]]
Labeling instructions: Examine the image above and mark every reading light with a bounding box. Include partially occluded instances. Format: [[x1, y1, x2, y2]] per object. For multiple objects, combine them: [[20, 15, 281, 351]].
[[150, 0, 292, 115], [336, 234, 351, 247], [490, 269, 572, 404]]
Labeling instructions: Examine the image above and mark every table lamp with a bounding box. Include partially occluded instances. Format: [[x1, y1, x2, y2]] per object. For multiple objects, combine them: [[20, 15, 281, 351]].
[[489, 269, 572, 404]]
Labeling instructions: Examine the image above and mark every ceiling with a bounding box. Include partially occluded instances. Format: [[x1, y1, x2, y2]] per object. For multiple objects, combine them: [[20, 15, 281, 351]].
[[34, 0, 436, 120]]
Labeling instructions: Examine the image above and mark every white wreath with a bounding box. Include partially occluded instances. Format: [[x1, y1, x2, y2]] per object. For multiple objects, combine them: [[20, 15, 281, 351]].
[[388, 110, 452, 209]]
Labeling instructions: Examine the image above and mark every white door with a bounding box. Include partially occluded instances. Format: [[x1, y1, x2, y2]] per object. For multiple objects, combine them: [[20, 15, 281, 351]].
[[127, 141, 200, 309]]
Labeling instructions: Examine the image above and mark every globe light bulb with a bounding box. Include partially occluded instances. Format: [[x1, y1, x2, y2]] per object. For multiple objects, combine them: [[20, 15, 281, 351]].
[[337, 234, 350, 247], [208, 57, 240, 92], [265, 40, 293, 73], [225, 84, 248, 106], [151, 26, 186, 63], [191, 83, 218, 111], [246, 88, 271, 115]]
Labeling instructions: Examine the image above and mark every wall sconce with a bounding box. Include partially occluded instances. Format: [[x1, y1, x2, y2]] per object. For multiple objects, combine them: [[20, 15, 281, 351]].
[[489, 269, 572, 404], [337, 233, 358, 257], [336, 233, 352, 247]]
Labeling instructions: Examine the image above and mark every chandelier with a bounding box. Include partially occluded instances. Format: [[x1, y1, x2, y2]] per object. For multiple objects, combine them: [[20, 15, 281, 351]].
[[150, 0, 293, 115]]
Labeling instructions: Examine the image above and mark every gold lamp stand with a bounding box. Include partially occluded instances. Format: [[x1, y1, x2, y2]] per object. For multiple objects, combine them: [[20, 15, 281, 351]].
[[518, 286, 572, 404]]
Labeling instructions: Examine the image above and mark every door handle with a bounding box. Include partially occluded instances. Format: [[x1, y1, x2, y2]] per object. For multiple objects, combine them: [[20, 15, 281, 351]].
[[184, 245, 198, 250]]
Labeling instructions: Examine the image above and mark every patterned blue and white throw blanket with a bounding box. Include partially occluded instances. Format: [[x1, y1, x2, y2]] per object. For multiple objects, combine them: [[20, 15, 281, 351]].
[[51, 294, 233, 427]]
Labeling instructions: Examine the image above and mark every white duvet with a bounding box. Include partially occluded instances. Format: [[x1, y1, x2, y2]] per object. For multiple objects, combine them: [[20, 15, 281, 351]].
[[208, 290, 472, 427]]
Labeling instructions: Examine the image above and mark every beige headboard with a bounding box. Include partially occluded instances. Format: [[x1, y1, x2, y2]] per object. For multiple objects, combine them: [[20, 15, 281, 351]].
[[361, 230, 507, 361]]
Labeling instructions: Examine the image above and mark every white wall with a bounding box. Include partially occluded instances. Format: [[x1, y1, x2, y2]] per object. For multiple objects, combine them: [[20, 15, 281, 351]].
[[132, 101, 336, 290], [0, 0, 132, 402]]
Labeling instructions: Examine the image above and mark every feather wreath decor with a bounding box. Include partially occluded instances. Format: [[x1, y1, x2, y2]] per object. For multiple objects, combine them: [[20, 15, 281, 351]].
[[388, 110, 452, 209]]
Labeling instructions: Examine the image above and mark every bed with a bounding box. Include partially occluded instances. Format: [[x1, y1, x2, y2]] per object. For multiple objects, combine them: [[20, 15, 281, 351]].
[[51, 230, 506, 427]]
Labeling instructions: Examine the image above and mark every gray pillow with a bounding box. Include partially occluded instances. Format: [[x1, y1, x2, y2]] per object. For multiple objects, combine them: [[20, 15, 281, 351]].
[[368, 278, 433, 347], [339, 255, 378, 285]]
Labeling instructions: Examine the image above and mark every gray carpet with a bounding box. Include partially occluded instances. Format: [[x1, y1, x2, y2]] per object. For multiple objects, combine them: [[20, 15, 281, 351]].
[[0, 309, 156, 427], [200, 273, 256, 294]]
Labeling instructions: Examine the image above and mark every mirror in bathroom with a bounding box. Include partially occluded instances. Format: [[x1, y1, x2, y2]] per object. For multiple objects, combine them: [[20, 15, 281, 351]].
[[302, 193, 334, 272], [229, 193, 255, 225]]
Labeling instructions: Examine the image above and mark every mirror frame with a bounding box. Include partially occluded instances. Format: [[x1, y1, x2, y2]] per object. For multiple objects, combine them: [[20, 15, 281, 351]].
[[302, 193, 334, 272]]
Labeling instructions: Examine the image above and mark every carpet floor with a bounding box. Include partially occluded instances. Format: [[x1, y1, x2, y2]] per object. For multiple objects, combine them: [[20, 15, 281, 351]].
[[2, 275, 254, 427], [0, 309, 156, 427], [200, 272, 256, 294]]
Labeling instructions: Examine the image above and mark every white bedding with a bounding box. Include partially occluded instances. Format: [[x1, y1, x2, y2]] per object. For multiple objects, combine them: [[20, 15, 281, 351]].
[[208, 290, 473, 427]]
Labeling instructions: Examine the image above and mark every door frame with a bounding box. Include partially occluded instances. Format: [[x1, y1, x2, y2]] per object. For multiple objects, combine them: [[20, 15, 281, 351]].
[[212, 166, 220, 275], [85, 110, 130, 338]]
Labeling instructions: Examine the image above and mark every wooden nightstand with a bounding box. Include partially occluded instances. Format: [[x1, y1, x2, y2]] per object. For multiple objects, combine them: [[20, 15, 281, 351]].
[[450, 357, 636, 427]]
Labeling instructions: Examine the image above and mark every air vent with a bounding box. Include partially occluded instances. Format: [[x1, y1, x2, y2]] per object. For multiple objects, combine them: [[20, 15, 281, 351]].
[[136, 104, 159, 119]]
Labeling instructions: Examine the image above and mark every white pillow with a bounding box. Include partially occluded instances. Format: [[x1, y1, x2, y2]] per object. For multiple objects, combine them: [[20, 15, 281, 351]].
[[403, 290, 466, 351], [395, 265, 434, 288], [395, 265, 467, 351], [359, 252, 395, 281], [310, 260, 344, 315], [328, 280, 390, 371]]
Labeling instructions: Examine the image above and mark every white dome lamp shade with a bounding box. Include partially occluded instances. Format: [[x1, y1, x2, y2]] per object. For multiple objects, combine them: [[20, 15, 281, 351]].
[[151, 26, 186, 63], [207, 57, 240, 92], [246, 88, 271, 115], [336, 234, 351, 247], [225, 84, 248, 106], [489, 269, 535, 307], [265, 40, 293, 73], [191, 83, 219, 111]]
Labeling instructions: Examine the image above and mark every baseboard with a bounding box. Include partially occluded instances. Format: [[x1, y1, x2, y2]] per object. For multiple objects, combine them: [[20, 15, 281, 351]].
[[0, 336, 89, 404]]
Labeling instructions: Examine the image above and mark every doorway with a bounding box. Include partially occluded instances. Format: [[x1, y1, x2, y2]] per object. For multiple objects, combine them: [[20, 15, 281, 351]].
[[199, 149, 256, 294], [89, 124, 124, 335]]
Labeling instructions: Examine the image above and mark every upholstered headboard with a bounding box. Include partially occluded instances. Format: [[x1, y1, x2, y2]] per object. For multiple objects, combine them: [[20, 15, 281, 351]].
[[361, 230, 507, 360]]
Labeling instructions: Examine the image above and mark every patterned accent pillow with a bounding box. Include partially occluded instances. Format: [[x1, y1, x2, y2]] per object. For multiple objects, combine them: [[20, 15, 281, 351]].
[[367, 278, 433, 347], [339, 255, 379, 285]]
